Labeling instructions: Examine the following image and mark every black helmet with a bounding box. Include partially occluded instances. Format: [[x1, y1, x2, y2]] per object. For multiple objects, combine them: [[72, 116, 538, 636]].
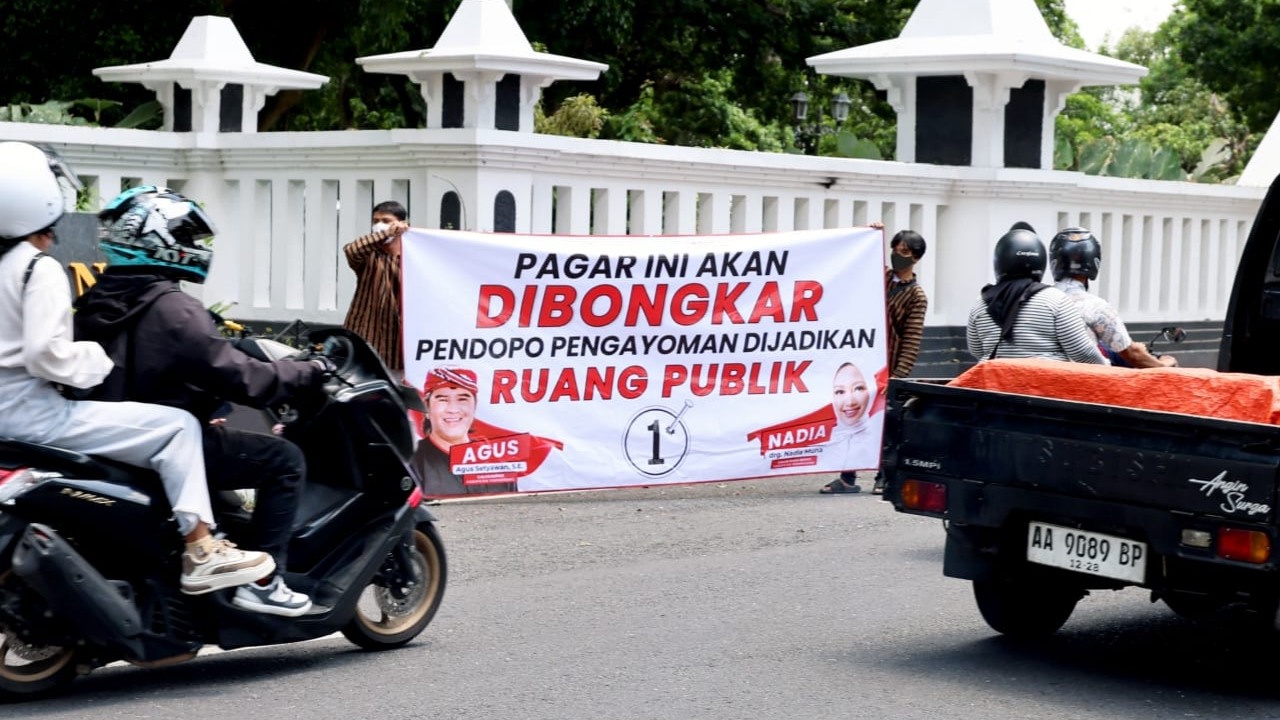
[[1049, 226, 1102, 282], [993, 229, 1047, 281]]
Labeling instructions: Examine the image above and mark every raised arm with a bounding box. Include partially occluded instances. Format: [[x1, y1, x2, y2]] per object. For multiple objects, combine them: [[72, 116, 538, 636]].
[[343, 229, 392, 272]]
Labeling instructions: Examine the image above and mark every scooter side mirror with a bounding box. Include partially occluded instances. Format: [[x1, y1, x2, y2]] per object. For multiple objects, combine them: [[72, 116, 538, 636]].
[[1160, 326, 1187, 343]]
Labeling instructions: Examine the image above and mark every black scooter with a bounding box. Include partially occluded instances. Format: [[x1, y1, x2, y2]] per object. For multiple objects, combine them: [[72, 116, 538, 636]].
[[0, 329, 445, 700]]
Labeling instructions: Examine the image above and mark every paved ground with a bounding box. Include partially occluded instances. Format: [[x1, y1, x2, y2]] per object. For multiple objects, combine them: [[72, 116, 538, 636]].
[[9, 472, 1280, 720]]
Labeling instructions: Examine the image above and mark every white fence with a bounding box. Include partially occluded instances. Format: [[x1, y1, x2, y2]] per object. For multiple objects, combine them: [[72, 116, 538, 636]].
[[1, 121, 1265, 329]]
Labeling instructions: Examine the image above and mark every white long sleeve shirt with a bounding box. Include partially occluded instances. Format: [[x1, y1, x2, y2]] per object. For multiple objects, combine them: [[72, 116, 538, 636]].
[[0, 241, 112, 441]]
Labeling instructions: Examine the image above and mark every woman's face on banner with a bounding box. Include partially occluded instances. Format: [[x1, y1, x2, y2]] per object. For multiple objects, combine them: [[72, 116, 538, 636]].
[[427, 386, 476, 446], [831, 363, 870, 427]]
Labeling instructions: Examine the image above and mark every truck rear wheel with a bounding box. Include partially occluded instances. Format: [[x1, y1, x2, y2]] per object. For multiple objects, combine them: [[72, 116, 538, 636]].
[[973, 579, 1081, 638]]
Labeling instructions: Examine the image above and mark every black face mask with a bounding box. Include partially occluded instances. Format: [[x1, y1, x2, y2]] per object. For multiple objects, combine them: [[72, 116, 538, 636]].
[[891, 253, 916, 272]]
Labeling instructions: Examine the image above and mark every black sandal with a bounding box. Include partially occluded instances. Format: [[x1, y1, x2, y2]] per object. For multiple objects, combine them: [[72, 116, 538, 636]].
[[819, 478, 861, 494]]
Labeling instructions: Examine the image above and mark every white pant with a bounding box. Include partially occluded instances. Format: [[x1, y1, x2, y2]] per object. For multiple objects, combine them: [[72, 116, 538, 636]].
[[21, 399, 214, 534]]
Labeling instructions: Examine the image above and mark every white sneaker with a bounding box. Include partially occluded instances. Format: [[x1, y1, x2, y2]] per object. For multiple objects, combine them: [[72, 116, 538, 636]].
[[232, 576, 313, 617], [180, 538, 275, 595]]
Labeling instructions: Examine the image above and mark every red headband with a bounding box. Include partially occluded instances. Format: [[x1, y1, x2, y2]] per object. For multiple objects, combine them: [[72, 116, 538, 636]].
[[423, 367, 479, 395]]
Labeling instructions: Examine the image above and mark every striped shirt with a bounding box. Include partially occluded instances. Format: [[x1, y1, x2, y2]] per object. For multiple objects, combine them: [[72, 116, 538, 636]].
[[885, 269, 928, 378], [966, 286, 1107, 364], [343, 230, 403, 370]]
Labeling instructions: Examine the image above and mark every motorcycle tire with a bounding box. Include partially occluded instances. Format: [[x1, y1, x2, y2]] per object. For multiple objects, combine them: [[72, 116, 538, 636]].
[[0, 572, 80, 701], [0, 635, 79, 701], [342, 521, 446, 651]]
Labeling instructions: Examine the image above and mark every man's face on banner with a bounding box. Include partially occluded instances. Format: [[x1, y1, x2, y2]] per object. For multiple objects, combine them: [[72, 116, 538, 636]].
[[831, 363, 870, 427], [427, 386, 476, 446]]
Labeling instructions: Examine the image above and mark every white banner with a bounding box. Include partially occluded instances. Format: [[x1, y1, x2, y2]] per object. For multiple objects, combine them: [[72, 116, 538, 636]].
[[401, 228, 887, 497]]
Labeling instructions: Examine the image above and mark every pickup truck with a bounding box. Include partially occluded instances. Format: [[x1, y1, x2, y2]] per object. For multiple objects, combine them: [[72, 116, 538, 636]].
[[882, 174, 1280, 638]]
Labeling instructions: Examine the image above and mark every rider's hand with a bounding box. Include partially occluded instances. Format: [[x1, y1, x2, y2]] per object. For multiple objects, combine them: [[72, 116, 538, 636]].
[[311, 356, 338, 375], [1158, 355, 1179, 368]]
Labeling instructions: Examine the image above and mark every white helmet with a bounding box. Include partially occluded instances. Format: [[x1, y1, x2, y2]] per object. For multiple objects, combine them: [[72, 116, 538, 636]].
[[0, 142, 81, 241]]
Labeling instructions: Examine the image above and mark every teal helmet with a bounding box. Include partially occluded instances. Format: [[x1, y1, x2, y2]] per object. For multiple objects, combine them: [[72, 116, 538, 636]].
[[98, 186, 216, 284]]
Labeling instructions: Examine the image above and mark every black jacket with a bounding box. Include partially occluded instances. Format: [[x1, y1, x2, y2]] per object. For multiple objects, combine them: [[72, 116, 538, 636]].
[[73, 271, 320, 423]]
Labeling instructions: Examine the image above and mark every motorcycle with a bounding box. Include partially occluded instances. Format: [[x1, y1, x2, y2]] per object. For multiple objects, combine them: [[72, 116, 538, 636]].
[[0, 328, 445, 700]]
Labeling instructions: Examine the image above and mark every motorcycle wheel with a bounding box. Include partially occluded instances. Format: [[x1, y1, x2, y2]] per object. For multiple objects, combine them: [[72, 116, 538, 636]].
[[342, 522, 446, 651], [0, 571, 79, 700], [0, 634, 78, 700]]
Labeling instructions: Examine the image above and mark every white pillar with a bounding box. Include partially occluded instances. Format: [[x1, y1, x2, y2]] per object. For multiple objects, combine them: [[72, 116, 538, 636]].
[[870, 74, 914, 163], [1043, 80, 1080, 170], [965, 72, 1027, 169]]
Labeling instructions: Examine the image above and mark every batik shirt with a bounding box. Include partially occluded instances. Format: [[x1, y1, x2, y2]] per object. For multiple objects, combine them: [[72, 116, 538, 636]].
[[1054, 278, 1132, 353]]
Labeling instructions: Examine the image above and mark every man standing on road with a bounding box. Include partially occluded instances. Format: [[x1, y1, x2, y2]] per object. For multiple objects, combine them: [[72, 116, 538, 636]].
[[344, 200, 409, 374]]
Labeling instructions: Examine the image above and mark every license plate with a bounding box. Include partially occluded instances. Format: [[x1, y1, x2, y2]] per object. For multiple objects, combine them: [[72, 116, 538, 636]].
[[1026, 522, 1147, 583]]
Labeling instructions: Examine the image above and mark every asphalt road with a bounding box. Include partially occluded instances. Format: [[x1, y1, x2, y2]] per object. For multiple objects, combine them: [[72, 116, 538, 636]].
[[7, 473, 1280, 720]]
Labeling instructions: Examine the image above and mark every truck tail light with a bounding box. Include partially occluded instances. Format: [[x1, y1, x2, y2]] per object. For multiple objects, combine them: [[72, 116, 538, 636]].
[[1217, 528, 1271, 564], [901, 479, 946, 513]]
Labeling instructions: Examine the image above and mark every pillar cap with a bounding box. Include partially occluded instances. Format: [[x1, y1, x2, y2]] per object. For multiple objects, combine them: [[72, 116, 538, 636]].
[[93, 15, 327, 89], [357, 0, 605, 83], [807, 0, 1145, 86]]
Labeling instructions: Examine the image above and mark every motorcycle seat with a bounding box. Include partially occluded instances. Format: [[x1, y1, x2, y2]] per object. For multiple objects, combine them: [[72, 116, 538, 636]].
[[0, 437, 111, 479], [0, 437, 166, 499]]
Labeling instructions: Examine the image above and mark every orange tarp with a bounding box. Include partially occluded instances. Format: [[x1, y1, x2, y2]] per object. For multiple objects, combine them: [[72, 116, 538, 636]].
[[948, 358, 1280, 426]]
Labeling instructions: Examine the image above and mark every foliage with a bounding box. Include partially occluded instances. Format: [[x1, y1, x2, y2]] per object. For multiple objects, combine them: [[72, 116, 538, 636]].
[[1, 100, 91, 125], [1171, 0, 1280, 138], [833, 130, 882, 160], [1, 97, 163, 129], [1116, 22, 1253, 180], [0, 0, 443, 130], [1073, 137, 1184, 181], [536, 94, 607, 138], [1055, 20, 1252, 183], [596, 70, 787, 151], [603, 83, 663, 144]]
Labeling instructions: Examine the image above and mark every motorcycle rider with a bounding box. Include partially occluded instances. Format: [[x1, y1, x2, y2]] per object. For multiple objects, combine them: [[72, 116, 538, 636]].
[[0, 142, 275, 594], [1049, 226, 1178, 368], [74, 186, 326, 617], [966, 227, 1107, 364]]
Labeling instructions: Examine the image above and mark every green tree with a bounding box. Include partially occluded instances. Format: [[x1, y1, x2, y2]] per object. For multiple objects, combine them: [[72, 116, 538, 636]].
[[1172, 0, 1280, 138], [1118, 23, 1252, 180], [0, 0, 444, 129], [1054, 19, 1253, 181]]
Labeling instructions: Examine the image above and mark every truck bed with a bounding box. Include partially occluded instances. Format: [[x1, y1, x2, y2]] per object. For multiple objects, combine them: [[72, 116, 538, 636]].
[[883, 378, 1280, 523]]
